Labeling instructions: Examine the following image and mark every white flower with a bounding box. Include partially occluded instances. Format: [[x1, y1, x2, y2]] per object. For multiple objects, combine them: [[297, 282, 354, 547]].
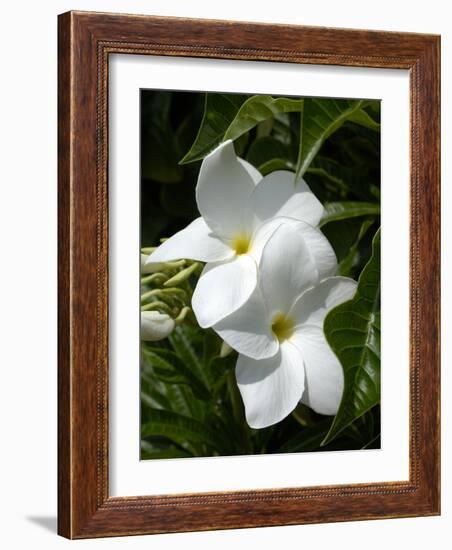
[[141, 311, 175, 341], [146, 140, 324, 328], [214, 223, 357, 429]]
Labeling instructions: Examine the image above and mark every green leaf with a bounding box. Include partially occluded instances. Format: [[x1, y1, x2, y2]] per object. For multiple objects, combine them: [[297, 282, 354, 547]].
[[322, 229, 381, 445], [320, 201, 380, 227], [141, 440, 192, 460], [141, 388, 170, 412], [342, 407, 376, 445], [142, 346, 211, 400], [338, 219, 374, 276], [306, 156, 379, 202], [245, 136, 296, 176], [223, 96, 304, 142], [141, 408, 225, 449], [362, 433, 381, 449], [180, 94, 304, 164], [180, 93, 247, 163], [202, 329, 222, 382], [279, 418, 333, 453], [141, 366, 191, 417], [169, 325, 211, 388], [321, 220, 362, 274], [141, 359, 199, 418], [348, 108, 381, 131], [258, 158, 294, 175], [141, 367, 172, 410], [306, 157, 353, 195], [296, 98, 370, 178], [245, 136, 290, 168], [307, 157, 347, 182]]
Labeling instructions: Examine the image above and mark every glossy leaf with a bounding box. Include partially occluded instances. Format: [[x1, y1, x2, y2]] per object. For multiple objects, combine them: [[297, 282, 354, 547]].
[[296, 98, 370, 178], [141, 440, 192, 459], [320, 201, 380, 227], [181, 94, 304, 163], [141, 408, 225, 449], [322, 229, 381, 445], [141, 364, 173, 408], [338, 219, 374, 276], [142, 346, 211, 400], [223, 96, 304, 142], [245, 136, 290, 169], [348, 108, 380, 131], [306, 156, 380, 202], [279, 418, 333, 452], [180, 93, 247, 163], [142, 366, 191, 417], [169, 326, 211, 388], [258, 158, 294, 175], [362, 433, 381, 449]]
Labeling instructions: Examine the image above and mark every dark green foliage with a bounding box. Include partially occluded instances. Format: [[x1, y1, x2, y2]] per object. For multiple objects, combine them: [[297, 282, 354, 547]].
[[323, 230, 381, 444]]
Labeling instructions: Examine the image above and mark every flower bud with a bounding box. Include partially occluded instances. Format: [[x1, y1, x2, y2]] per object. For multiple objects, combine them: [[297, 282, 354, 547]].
[[141, 311, 175, 341], [141, 254, 166, 275], [220, 341, 233, 358], [164, 262, 199, 287]]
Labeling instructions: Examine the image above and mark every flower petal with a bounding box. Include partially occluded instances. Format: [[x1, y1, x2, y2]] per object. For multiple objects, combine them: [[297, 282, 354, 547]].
[[248, 217, 286, 264], [290, 325, 343, 415], [192, 254, 257, 328], [238, 158, 262, 185], [250, 170, 323, 227], [196, 140, 255, 239], [146, 217, 234, 264], [213, 286, 278, 360], [141, 311, 175, 341], [296, 222, 337, 280], [259, 222, 320, 316], [252, 218, 337, 282], [236, 341, 305, 429], [290, 276, 358, 328]]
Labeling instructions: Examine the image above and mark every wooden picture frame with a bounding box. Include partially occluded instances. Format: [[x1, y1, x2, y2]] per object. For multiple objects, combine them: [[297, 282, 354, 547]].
[[58, 10, 440, 538]]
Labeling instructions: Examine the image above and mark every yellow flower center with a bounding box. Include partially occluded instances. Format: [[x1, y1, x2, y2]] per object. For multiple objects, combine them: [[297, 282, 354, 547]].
[[231, 234, 251, 255], [271, 313, 294, 342]]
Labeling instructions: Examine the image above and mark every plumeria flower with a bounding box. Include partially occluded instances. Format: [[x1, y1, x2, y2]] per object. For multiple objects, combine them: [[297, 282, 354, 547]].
[[214, 223, 357, 429], [146, 140, 324, 328], [141, 311, 175, 341]]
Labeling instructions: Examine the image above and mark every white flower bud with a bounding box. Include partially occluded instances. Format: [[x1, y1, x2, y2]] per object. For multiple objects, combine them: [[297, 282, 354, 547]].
[[220, 341, 233, 358], [141, 254, 166, 274], [141, 311, 175, 341]]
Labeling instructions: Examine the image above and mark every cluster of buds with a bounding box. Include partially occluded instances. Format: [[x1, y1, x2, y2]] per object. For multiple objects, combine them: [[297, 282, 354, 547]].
[[140, 245, 201, 342]]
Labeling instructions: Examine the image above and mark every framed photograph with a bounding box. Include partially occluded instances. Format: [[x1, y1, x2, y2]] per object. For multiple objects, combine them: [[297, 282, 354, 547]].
[[58, 11, 440, 538]]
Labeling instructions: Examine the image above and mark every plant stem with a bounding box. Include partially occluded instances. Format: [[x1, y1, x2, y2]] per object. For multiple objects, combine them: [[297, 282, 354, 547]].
[[140, 300, 173, 314], [174, 306, 192, 324], [291, 403, 313, 427], [226, 370, 252, 454], [140, 287, 187, 303], [141, 247, 156, 254], [164, 262, 199, 287], [295, 100, 305, 180], [141, 273, 168, 285]]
